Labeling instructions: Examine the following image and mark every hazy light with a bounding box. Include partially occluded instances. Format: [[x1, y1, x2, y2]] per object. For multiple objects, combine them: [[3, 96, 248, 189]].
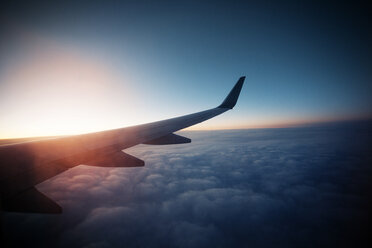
[[0, 32, 139, 138], [1, 21, 370, 139]]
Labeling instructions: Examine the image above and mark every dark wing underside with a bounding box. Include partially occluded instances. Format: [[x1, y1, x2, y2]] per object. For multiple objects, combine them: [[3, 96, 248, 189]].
[[0, 76, 245, 213]]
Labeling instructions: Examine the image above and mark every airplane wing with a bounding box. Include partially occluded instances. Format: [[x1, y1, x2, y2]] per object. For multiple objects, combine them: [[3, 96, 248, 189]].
[[0, 76, 245, 213]]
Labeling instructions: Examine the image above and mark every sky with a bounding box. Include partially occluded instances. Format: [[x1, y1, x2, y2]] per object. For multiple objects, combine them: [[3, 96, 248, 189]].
[[0, 0, 371, 139], [2, 123, 372, 247], [1, 2, 372, 247]]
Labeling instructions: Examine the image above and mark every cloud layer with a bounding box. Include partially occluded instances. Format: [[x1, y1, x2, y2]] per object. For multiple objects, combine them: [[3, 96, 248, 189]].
[[3, 123, 372, 248]]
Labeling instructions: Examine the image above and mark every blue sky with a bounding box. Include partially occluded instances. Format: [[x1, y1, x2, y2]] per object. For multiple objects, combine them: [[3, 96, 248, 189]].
[[0, 0, 371, 138]]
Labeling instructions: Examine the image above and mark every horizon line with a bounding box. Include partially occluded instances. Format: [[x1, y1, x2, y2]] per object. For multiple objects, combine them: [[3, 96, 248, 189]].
[[1, 117, 371, 140]]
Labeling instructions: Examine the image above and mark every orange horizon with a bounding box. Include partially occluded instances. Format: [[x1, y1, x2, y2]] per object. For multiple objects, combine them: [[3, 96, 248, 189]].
[[1, 116, 370, 140]]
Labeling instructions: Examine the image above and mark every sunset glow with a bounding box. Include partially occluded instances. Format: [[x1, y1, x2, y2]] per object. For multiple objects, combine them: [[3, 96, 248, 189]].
[[1, 12, 371, 139], [1, 2, 371, 247], [0, 33, 140, 138]]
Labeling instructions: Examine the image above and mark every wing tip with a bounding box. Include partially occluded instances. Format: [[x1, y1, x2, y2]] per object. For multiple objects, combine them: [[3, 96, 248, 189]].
[[217, 76, 245, 109]]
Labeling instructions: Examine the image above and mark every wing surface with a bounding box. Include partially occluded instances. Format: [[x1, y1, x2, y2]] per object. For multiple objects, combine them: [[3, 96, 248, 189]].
[[0, 76, 245, 213]]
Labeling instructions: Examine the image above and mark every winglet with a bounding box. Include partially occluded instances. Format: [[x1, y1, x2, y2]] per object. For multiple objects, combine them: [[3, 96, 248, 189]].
[[217, 76, 245, 109]]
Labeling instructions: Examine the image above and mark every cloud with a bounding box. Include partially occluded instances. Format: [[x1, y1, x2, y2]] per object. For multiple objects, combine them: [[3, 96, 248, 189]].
[[2, 125, 372, 247]]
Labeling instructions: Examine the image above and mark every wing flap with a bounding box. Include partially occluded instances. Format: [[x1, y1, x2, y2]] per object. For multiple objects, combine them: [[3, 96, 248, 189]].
[[86, 151, 144, 167], [143, 133, 191, 145], [1, 187, 61, 214]]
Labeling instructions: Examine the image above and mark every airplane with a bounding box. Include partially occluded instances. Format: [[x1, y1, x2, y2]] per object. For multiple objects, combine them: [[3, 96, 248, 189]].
[[0, 76, 245, 214]]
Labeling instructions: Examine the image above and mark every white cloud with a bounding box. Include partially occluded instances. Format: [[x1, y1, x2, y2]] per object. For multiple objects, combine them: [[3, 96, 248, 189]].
[[3, 127, 372, 248]]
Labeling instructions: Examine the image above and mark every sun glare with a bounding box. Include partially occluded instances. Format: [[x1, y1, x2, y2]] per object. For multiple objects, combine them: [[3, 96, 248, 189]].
[[0, 34, 137, 139]]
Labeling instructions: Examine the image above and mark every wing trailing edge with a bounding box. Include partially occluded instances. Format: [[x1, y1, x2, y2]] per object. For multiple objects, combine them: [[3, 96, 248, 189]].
[[143, 133, 191, 145], [86, 151, 144, 167], [1, 187, 62, 214]]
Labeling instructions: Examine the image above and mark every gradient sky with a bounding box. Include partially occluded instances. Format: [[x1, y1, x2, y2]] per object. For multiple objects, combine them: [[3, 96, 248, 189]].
[[0, 0, 371, 138]]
